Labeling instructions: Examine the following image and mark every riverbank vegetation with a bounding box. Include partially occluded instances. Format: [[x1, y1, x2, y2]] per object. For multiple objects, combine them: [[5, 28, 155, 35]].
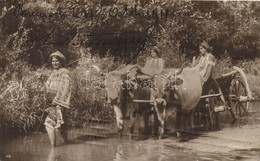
[[0, 0, 259, 136]]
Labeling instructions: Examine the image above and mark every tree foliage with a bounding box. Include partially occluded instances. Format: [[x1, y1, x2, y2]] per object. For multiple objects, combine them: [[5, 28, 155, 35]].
[[0, 0, 259, 68]]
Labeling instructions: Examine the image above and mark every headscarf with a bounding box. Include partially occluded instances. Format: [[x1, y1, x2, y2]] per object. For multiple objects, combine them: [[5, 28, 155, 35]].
[[50, 51, 66, 67], [50, 51, 66, 61]]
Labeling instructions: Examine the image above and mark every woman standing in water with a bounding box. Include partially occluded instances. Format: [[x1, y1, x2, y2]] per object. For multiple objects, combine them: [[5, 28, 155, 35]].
[[44, 51, 72, 146]]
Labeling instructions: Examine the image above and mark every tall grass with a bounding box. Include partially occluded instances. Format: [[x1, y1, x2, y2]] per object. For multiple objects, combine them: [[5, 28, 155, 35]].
[[215, 56, 260, 100], [0, 56, 118, 134], [0, 63, 47, 133], [241, 59, 260, 100]]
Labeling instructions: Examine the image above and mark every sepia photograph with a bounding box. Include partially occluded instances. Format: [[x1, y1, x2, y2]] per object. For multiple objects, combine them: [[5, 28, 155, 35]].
[[0, 0, 260, 160]]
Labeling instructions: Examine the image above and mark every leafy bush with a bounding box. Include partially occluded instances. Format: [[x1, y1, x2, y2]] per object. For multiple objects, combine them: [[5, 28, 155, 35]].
[[69, 56, 116, 126], [214, 57, 260, 100], [239, 59, 260, 100], [0, 63, 47, 133]]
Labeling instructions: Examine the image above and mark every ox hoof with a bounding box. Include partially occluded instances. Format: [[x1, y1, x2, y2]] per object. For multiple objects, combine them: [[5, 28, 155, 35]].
[[128, 133, 134, 141], [158, 127, 164, 139], [158, 133, 164, 139], [176, 131, 181, 138], [175, 132, 188, 142], [177, 137, 189, 142], [176, 132, 183, 140], [117, 128, 123, 138], [118, 132, 123, 138]]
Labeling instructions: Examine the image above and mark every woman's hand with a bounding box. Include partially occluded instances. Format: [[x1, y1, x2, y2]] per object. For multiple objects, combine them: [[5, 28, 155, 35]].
[[56, 105, 61, 110], [135, 65, 142, 71]]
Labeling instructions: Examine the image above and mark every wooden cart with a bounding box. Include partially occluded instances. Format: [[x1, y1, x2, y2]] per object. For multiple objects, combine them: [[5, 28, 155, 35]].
[[195, 66, 253, 130], [125, 65, 252, 131]]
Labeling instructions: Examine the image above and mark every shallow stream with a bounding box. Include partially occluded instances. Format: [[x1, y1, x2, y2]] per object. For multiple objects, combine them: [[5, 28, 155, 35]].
[[0, 102, 259, 161]]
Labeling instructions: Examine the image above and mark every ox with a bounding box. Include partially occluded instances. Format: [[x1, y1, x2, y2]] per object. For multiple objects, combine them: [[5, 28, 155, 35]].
[[152, 66, 203, 139], [104, 65, 157, 137]]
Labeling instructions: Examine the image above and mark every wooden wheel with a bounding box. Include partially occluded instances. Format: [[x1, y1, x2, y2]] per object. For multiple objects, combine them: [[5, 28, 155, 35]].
[[229, 77, 249, 117], [206, 89, 220, 130]]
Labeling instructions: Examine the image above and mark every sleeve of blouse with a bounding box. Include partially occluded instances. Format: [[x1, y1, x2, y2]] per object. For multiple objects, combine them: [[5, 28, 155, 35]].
[[143, 59, 150, 69], [201, 54, 215, 82], [52, 71, 72, 108], [155, 58, 164, 74], [159, 59, 165, 70]]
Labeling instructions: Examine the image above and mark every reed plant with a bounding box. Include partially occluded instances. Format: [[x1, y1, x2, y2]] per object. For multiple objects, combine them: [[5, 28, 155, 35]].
[[240, 59, 260, 100], [0, 63, 47, 133], [68, 56, 118, 126]]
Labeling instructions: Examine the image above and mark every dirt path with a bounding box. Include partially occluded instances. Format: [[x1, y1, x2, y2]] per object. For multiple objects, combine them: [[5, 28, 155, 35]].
[[148, 123, 260, 161], [145, 102, 260, 160], [173, 124, 260, 153]]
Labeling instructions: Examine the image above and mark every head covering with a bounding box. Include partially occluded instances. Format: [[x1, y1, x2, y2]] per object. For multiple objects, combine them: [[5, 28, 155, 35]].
[[200, 41, 213, 52], [50, 51, 67, 67], [50, 51, 66, 61]]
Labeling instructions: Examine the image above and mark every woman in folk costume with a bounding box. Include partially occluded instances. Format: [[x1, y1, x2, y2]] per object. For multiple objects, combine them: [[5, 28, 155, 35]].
[[195, 41, 216, 84], [44, 51, 72, 146], [139, 46, 165, 106], [194, 41, 225, 109], [140, 46, 165, 76]]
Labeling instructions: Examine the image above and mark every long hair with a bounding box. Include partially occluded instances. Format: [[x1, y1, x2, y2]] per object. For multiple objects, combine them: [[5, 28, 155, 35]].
[[200, 41, 213, 53], [151, 46, 161, 58]]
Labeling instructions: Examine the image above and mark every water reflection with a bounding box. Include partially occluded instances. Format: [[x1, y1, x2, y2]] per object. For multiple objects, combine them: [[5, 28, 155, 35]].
[[221, 101, 260, 128], [0, 132, 199, 161], [46, 148, 55, 161]]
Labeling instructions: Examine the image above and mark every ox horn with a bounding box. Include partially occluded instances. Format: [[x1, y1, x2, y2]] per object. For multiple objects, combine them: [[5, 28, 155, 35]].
[[127, 65, 140, 74], [175, 61, 190, 75]]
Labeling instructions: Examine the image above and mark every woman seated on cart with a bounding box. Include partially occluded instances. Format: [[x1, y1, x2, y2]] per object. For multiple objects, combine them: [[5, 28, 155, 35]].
[[193, 41, 226, 108], [109, 46, 164, 78], [193, 41, 215, 84], [139, 46, 165, 77]]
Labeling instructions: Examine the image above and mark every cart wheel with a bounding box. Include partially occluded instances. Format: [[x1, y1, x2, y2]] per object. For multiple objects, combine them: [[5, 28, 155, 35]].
[[229, 77, 249, 117], [207, 89, 220, 130]]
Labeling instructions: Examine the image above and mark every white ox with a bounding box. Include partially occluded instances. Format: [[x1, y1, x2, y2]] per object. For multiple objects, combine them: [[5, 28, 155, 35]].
[[152, 66, 203, 139]]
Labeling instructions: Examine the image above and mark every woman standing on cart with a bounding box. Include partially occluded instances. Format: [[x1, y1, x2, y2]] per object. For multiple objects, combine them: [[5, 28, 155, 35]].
[[44, 51, 72, 146]]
